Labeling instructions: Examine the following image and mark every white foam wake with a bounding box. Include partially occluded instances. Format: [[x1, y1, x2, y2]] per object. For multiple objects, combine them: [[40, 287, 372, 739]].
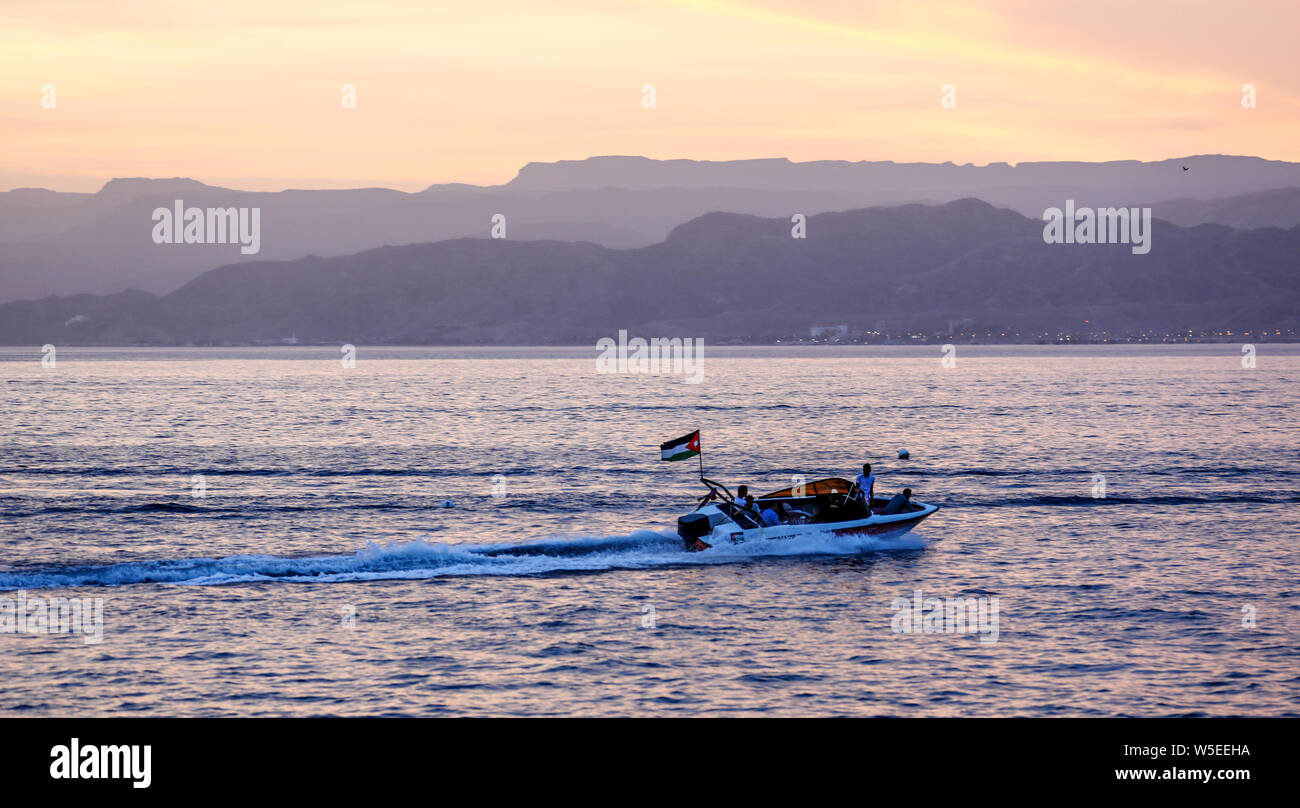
[[0, 527, 927, 591]]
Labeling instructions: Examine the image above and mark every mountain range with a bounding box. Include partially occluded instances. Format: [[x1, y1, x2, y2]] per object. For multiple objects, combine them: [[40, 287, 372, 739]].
[[3, 154, 1300, 305], [2, 198, 1296, 345]]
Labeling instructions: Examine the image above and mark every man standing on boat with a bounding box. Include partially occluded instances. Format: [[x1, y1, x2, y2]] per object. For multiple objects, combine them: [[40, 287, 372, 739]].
[[854, 463, 876, 510]]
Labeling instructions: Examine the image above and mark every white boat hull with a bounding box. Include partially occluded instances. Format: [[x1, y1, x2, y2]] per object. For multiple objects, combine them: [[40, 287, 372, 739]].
[[683, 501, 939, 550]]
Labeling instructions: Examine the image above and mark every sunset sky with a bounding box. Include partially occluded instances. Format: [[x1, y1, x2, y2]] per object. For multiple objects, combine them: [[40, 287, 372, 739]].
[[3, 0, 1297, 192]]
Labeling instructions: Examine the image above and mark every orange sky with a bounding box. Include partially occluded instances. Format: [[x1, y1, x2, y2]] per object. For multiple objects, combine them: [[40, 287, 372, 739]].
[[3, 0, 1297, 192]]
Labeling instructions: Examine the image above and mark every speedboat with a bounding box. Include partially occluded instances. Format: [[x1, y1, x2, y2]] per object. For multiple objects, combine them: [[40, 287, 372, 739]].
[[676, 476, 939, 551]]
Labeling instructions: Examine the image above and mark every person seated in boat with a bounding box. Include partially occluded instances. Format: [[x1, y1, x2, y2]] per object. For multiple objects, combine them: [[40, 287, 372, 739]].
[[733, 487, 761, 514], [759, 503, 781, 527], [854, 463, 876, 509], [779, 502, 813, 524], [725, 486, 757, 519], [881, 488, 913, 515], [727, 492, 762, 528]]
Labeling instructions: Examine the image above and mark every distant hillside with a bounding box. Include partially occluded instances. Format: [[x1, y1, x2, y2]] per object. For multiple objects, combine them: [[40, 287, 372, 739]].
[[4, 154, 1300, 303], [1140, 187, 1300, 230], [2, 199, 1297, 345], [506, 155, 1300, 199]]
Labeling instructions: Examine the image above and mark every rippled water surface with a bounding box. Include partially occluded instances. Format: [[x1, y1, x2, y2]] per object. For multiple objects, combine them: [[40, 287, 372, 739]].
[[1, 345, 1297, 716]]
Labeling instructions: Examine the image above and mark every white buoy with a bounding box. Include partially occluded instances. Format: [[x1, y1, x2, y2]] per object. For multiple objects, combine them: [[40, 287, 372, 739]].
[[897, 449, 910, 459]]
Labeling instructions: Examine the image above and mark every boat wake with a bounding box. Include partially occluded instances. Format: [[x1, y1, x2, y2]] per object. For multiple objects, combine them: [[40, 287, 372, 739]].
[[0, 528, 928, 591]]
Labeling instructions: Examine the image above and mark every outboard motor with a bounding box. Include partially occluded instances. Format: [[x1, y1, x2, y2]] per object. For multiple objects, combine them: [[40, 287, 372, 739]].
[[677, 512, 713, 551]]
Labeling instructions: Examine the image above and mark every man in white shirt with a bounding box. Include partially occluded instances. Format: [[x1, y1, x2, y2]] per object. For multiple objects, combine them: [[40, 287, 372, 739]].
[[729, 491, 762, 528], [735, 485, 751, 507], [854, 463, 876, 510]]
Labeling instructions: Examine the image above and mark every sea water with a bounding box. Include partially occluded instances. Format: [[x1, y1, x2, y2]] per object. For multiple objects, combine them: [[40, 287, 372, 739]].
[[0, 345, 1296, 716]]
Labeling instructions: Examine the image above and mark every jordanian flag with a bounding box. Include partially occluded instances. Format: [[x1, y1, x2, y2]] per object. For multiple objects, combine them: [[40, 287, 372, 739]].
[[660, 430, 701, 461]]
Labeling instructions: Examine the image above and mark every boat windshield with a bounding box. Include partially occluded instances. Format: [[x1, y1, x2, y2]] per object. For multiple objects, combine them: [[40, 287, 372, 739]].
[[758, 477, 854, 499], [719, 501, 764, 529]]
